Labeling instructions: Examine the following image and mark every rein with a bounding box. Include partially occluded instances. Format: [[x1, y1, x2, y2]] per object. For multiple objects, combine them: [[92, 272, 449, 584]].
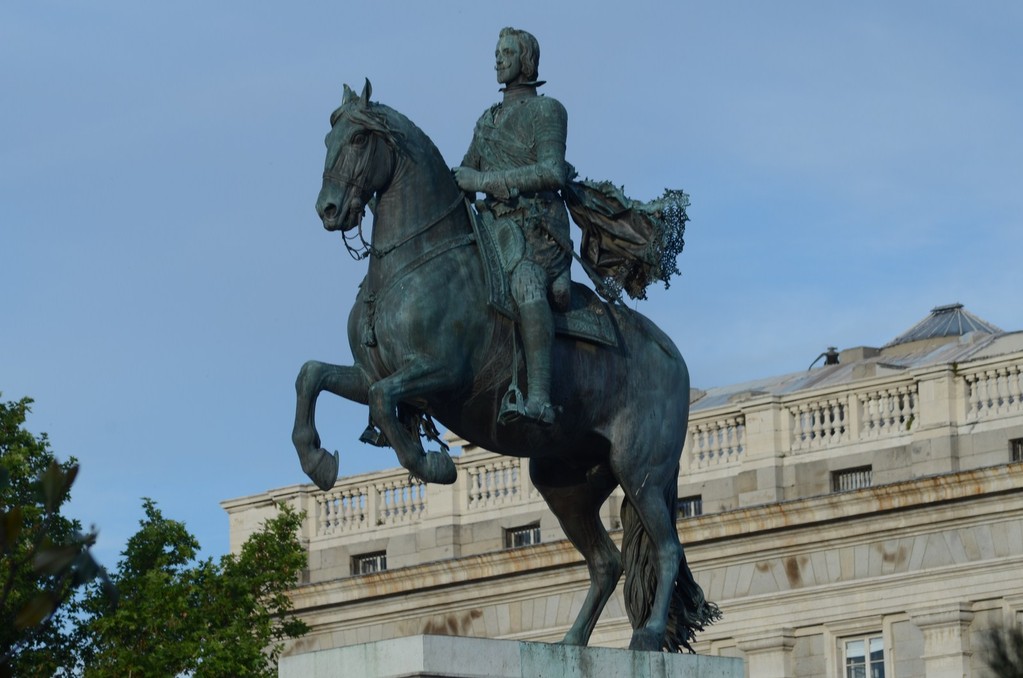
[[368, 192, 465, 258], [357, 199, 476, 349]]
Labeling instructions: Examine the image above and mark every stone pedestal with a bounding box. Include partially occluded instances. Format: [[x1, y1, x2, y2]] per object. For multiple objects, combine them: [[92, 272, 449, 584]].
[[279, 635, 744, 678]]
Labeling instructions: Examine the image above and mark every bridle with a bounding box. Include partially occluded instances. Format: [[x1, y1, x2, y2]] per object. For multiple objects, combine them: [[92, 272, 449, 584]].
[[322, 128, 464, 261], [322, 129, 386, 260]]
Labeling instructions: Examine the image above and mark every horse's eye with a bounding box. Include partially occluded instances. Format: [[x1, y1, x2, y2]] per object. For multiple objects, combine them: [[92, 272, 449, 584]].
[[352, 132, 367, 146]]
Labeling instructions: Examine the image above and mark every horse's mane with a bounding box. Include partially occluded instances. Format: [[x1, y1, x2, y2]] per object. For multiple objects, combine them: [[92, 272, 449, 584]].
[[330, 100, 449, 173]]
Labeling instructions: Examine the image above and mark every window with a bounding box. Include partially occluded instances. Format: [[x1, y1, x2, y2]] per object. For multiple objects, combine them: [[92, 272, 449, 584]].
[[843, 634, 884, 678], [505, 523, 541, 549], [678, 495, 703, 519], [833, 466, 872, 492], [1012, 437, 1023, 463], [352, 551, 387, 574]]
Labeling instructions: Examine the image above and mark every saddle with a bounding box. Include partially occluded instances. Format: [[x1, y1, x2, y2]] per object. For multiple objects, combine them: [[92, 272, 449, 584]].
[[468, 201, 619, 349]]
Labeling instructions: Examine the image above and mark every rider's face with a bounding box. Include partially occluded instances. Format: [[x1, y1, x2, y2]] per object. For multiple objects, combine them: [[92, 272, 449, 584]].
[[495, 36, 522, 85]]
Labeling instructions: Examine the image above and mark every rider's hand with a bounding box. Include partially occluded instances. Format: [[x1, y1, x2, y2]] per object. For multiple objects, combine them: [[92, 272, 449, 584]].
[[453, 166, 482, 193]]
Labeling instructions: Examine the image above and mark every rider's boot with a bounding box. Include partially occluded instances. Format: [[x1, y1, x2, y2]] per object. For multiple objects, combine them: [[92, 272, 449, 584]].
[[518, 298, 556, 426]]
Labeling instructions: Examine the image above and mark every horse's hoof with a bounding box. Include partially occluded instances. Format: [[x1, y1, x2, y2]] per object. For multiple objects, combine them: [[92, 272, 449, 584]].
[[628, 628, 662, 652], [419, 451, 457, 485], [308, 448, 339, 491]]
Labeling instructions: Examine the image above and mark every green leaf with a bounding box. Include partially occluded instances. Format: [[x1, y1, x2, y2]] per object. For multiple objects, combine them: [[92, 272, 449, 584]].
[[0, 397, 95, 675], [40, 461, 77, 513], [15, 593, 57, 629], [0, 506, 23, 552]]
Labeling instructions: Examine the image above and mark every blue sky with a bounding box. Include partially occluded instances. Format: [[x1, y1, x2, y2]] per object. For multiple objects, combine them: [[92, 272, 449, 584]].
[[3, 1, 1021, 565]]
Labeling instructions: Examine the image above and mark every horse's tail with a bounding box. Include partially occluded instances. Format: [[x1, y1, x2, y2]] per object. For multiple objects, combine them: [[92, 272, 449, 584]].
[[620, 476, 722, 653]]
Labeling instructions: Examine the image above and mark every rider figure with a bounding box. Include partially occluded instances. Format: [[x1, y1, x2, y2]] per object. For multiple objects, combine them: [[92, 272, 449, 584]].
[[454, 26, 571, 427]]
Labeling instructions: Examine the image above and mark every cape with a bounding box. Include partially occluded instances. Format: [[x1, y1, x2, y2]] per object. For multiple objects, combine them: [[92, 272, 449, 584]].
[[563, 180, 689, 301]]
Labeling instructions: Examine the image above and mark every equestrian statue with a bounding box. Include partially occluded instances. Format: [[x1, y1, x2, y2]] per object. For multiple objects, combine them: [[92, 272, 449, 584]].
[[292, 27, 718, 652]]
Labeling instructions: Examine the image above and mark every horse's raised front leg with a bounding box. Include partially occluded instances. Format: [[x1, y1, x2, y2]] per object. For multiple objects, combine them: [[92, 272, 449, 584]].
[[367, 361, 458, 484], [293, 360, 370, 491]]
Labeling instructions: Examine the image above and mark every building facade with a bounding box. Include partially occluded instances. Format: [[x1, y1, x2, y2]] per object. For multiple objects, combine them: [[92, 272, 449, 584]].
[[223, 304, 1023, 677]]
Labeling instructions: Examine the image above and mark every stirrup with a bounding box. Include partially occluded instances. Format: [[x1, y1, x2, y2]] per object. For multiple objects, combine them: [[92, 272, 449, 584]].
[[359, 424, 389, 447], [498, 386, 526, 426], [499, 388, 556, 427]]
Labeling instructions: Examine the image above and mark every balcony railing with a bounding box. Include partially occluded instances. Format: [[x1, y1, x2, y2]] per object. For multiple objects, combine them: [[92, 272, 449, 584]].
[[685, 415, 745, 470], [317, 484, 370, 535], [789, 398, 849, 451], [467, 457, 528, 509], [858, 385, 917, 438], [964, 363, 1023, 420]]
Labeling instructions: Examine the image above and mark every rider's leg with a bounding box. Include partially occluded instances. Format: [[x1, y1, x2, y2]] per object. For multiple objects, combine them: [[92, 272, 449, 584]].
[[510, 261, 555, 425], [520, 299, 554, 423]]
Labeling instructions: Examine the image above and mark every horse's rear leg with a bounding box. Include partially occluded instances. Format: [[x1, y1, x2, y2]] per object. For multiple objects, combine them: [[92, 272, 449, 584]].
[[367, 362, 458, 484], [615, 463, 683, 651], [293, 360, 369, 490], [530, 458, 621, 646]]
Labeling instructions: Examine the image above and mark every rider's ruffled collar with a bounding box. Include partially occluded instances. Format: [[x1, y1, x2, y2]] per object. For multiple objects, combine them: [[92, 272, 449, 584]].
[[499, 81, 546, 103]]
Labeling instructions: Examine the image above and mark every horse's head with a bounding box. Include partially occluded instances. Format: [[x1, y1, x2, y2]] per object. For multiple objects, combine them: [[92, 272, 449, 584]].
[[316, 80, 399, 233]]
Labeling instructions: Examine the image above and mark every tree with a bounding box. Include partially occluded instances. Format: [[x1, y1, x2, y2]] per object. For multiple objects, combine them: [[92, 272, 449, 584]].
[[80, 499, 308, 677], [196, 507, 310, 676], [2, 394, 309, 676], [0, 395, 112, 678]]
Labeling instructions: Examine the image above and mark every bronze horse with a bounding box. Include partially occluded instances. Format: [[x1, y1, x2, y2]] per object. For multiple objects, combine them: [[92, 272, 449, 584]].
[[292, 82, 718, 651]]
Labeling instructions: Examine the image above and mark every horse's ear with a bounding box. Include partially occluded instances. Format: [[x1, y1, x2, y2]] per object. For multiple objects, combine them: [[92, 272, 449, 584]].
[[342, 83, 357, 106], [360, 78, 372, 107]]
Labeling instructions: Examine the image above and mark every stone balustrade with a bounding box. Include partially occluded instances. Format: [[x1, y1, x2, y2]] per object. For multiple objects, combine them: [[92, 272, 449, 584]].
[[304, 454, 539, 540], [315, 471, 429, 537], [788, 396, 850, 451], [317, 483, 370, 535], [963, 361, 1023, 420], [466, 457, 535, 509], [685, 414, 746, 470], [857, 384, 918, 439], [314, 475, 429, 536]]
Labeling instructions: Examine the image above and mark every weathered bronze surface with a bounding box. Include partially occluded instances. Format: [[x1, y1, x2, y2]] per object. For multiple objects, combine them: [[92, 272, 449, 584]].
[[293, 29, 716, 652], [455, 27, 571, 426]]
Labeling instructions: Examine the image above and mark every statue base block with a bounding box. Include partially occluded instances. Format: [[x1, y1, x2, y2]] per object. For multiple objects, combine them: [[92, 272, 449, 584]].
[[279, 635, 743, 678]]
